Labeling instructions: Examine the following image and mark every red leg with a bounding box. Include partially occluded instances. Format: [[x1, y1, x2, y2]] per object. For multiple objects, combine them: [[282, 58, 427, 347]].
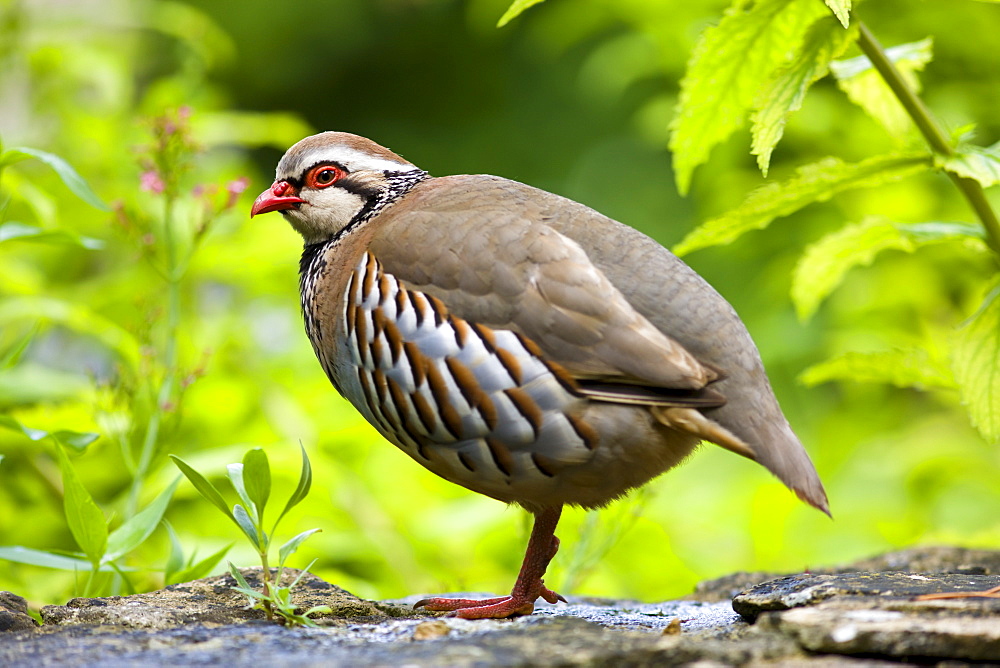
[[414, 506, 567, 619]]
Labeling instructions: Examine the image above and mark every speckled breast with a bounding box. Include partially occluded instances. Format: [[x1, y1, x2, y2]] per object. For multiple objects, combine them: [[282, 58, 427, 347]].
[[337, 251, 602, 505]]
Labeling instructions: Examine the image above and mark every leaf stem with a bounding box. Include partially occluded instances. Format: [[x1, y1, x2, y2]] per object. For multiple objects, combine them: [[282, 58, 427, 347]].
[[259, 550, 274, 620], [855, 21, 1000, 257], [125, 196, 181, 517]]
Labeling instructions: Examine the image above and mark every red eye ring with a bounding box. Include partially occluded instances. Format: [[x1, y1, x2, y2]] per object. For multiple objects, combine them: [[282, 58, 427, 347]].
[[306, 165, 343, 189]]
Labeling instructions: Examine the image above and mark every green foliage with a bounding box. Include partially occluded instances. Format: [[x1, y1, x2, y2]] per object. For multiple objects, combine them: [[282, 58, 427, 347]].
[[800, 349, 956, 390], [823, 0, 852, 27], [2, 0, 999, 615], [171, 446, 327, 626], [55, 444, 108, 568], [0, 222, 103, 249], [164, 522, 230, 585], [792, 219, 987, 320], [497, 0, 547, 27], [938, 141, 1000, 188], [229, 560, 331, 628], [0, 415, 98, 453], [952, 287, 1000, 444], [0, 146, 109, 211], [751, 18, 858, 176], [670, 0, 830, 194], [0, 444, 175, 595], [672, 1, 1000, 450], [674, 153, 932, 255], [830, 38, 934, 137]]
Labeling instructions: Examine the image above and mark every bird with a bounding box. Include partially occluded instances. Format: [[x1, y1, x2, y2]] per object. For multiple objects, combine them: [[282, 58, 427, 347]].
[[251, 131, 829, 619]]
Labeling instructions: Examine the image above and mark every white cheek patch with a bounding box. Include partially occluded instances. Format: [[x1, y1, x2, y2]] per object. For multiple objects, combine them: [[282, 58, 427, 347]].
[[285, 189, 366, 243], [311, 189, 366, 224]]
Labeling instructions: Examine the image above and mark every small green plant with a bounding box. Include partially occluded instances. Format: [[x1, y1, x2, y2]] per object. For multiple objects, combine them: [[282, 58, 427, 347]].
[[170, 445, 331, 627], [0, 439, 177, 596], [0, 140, 189, 594]]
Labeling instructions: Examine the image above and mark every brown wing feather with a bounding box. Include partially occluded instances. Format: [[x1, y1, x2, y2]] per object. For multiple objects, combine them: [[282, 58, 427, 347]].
[[368, 178, 717, 394], [575, 379, 726, 408]]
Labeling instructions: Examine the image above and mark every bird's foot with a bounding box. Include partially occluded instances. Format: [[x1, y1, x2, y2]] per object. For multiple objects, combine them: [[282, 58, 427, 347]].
[[915, 584, 1000, 601], [414, 583, 566, 619]]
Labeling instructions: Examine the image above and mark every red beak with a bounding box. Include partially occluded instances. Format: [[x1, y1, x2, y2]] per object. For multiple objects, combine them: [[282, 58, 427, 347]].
[[250, 180, 304, 217]]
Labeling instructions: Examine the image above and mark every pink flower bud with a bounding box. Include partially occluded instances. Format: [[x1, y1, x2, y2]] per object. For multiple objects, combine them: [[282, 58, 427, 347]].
[[140, 171, 165, 194], [225, 176, 251, 208], [226, 177, 250, 195]]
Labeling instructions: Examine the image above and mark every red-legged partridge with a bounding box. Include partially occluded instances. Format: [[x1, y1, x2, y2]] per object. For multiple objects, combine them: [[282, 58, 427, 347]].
[[251, 132, 829, 619]]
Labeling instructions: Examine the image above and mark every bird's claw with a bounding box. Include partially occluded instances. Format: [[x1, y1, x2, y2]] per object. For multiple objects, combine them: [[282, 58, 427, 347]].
[[413, 584, 566, 619]]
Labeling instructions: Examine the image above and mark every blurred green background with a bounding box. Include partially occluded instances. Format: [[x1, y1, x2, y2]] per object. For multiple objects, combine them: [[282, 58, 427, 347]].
[[1, 0, 998, 608]]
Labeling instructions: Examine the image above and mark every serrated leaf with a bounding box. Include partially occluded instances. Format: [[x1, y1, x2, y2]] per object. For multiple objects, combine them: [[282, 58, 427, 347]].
[[170, 455, 236, 523], [233, 503, 262, 549], [0, 415, 99, 452], [278, 528, 321, 569], [831, 38, 933, 137], [824, 0, 851, 27], [242, 448, 271, 525], [54, 445, 108, 564], [937, 141, 1000, 188], [670, 0, 827, 194], [674, 152, 931, 256], [898, 221, 986, 244], [0, 222, 104, 249], [104, 479, 178, 562], [952, 286, 1000, 444], [497, 0, 546, 27], [275, 444, 313, 529], [799, 348, 956, 389], [2, 147, 109, 211], [793, 217, 913, 320], [793, 218, 988, 320], [751, 18, 857, 175], [0, 545, 122, 572]]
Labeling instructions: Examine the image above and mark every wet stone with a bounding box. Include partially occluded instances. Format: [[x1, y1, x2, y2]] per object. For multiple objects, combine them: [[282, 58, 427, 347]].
[[0, 591, 38, 632], [2, 548, 1000, 666], [763, 601, 1000, 661], [733, 571, 1000, 621], [39, 568, 392, 629]]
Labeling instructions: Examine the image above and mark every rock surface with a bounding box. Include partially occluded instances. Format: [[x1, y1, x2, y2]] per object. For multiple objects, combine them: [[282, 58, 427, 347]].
[[1, 547, 998, 666]]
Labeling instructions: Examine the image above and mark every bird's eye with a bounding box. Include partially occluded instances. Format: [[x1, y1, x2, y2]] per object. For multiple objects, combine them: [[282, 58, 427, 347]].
[[307, 166, 343, 188]]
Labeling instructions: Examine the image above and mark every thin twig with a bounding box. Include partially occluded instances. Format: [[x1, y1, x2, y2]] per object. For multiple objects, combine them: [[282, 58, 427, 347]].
[[854, 21, 1000, 257]]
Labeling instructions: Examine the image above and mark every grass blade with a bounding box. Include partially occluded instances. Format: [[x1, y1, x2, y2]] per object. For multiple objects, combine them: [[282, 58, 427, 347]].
[[3, 147, 109, 211], [54, 445, 108, 565], [105, 479, 178, 561], [170, 455, 236, 523]]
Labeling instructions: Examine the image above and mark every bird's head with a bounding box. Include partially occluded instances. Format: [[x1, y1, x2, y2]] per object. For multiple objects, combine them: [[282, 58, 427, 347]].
[[251, 131, 423, 244]]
